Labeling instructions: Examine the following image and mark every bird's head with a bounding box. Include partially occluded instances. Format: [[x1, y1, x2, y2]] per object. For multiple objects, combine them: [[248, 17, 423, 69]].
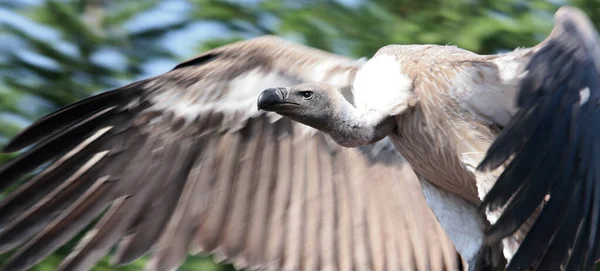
[[257, 82, 396, 147], [257, 82, 345, 132]]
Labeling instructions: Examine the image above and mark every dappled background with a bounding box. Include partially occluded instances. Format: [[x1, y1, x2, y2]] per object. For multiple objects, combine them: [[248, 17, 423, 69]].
[[1, 0, 599, 270]]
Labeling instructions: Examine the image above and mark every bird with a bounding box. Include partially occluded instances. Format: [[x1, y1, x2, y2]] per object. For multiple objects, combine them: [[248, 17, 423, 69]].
[[258, 5, 600, 271], [0, 4, 596, 271], [0, 20, 462, 271]]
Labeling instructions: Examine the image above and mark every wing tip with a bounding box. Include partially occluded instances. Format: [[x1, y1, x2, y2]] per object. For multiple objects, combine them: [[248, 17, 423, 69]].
[[2, 142, 21, 153], [555, 6, 586, 20], [553, 6, 598, 43], [1, 87, 132, 154], [2, 127, 42, 153]]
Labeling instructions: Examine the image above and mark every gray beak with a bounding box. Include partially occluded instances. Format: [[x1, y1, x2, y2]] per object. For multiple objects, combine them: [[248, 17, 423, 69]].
[[257, 87, 286, 111]]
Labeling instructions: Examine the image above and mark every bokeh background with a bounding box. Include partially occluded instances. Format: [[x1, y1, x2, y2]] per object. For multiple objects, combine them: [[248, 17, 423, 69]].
[[0, 0, 599, 270]]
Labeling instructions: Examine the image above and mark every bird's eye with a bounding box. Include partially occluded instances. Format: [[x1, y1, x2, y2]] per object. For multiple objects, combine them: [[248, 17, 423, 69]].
[[300, 91, 314, 99]]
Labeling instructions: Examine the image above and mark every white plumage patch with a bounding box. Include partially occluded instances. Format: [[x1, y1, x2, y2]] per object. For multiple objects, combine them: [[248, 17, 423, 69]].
[[580, 87, 590, 105], [492, 50, 528, 84], [418, 179, 485, 263], [150, 68, 300, 123], [352, 54, 415, 116]]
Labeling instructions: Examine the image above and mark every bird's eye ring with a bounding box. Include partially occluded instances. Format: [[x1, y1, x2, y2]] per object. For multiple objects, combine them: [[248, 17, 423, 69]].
[[300, 91, 314, 100]]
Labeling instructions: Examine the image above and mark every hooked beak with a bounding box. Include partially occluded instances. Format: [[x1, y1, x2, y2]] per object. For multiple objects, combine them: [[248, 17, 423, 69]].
[[257, 87, 291, 111]]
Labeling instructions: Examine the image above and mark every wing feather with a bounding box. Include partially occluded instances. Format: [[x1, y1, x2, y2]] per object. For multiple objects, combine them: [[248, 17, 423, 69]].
[[477, 7, 600, 271], [2, 87, 133, 153], [0, 126, 111, 228], [115, 139, 201, 264], [0, 106, 117, 191], [0, 35, 460, 271], [0, 149, 111, 253], [282, 123, 308, 271], [4, 174, 114, 271], [343, 147, 374, 270]]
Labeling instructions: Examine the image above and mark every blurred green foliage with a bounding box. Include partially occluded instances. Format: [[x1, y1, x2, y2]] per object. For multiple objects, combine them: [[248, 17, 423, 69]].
[[1, 0, 599, 270]]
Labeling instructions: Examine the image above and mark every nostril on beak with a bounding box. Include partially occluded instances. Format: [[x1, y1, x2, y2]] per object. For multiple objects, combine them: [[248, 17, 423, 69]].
[[276, 87, 286, 99]]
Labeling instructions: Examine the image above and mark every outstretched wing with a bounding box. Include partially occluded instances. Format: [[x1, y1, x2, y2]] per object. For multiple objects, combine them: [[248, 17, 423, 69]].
[[0, 36, 460, 271], [477, 7, 600, 271]]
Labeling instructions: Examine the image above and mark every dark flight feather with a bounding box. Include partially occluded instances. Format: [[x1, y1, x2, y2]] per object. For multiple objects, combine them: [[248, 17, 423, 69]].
[[0, 106, 117, 190], [478, 7, 600, 271], [2, 87, 133, 153]]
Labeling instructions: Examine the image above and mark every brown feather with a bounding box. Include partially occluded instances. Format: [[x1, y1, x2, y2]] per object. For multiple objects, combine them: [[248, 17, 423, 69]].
[[2, 175, 115, 271], [0, 126, 111, 227], [0, 106, 117, 191], [61, 136, 165, 270], [2, 88, 131, 153], [0, 150, 111, 253], [57, 196, 129, 271]]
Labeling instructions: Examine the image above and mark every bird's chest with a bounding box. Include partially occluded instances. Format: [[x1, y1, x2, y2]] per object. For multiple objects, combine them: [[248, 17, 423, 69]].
[[388, 106, 497, 204]]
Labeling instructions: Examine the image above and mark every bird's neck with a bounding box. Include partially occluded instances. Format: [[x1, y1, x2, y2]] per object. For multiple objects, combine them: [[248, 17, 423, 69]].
[[327, 100, 396, 148]]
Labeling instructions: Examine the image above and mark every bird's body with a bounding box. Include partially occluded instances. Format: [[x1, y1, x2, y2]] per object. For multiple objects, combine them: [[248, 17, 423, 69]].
[[1, 5, 599, 271], [357, 45, 540, 267], [316, 44, 531, 268]]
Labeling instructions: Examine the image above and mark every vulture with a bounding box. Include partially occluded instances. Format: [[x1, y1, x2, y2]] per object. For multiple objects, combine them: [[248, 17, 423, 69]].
[[0, 4, 597, 271]]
